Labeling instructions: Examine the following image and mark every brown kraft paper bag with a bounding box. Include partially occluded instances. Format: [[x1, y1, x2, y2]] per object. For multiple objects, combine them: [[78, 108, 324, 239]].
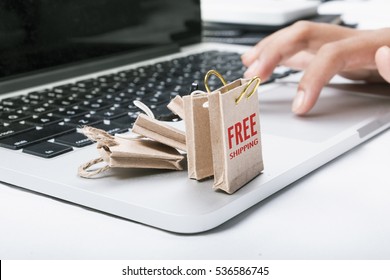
[[183, 91, 214, 180], [167, 95, 185, 120], [207, 76, 264, 194], [78, 127, 184, 178], [132, 113, 186, 152]]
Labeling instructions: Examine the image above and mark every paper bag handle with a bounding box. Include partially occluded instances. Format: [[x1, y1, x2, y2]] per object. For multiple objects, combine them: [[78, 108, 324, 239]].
[[235, 76, 261, 104], [78, 157, 110, 178], [204, 70, 227, 93]]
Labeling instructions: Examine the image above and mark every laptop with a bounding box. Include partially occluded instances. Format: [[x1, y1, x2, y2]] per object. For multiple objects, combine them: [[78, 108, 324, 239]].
[[1, 0, 389, 234]]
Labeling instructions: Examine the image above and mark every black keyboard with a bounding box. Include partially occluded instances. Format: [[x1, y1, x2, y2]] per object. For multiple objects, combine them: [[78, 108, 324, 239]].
[[0, 50, 292, 158]]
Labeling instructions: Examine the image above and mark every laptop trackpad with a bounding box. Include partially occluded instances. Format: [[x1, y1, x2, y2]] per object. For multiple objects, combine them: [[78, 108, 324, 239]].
[[258, 83, 390, 143]]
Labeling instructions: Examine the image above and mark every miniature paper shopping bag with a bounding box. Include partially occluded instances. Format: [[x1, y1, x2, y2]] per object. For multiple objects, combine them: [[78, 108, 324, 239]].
[[78, 127, 184, 178], [132, 113, 187, 152], [207, 72, 264, 194], [167, 95, 185, 120], [183, 91, 215, 180], [183, 71, 228, 181]]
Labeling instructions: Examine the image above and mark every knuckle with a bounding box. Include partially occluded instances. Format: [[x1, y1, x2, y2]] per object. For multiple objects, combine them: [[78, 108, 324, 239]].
[[291, 21, 315, 38], [317, 42, 342, 60]]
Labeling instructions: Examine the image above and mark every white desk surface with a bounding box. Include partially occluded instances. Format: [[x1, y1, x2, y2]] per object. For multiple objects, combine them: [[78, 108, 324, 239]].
[[1, 0, 390, 260]]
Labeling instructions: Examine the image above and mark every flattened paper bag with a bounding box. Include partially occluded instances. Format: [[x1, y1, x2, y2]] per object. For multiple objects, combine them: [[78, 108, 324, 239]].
[[78, 127, 184, 178], [207, 75, 264, 194], [132, 113, 186, 152]]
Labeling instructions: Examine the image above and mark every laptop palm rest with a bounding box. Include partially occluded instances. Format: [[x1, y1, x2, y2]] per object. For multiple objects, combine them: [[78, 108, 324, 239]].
[[1, 83, 389, 233]]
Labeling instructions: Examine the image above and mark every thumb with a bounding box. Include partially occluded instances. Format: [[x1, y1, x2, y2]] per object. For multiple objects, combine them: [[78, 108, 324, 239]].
[[375, 46, 390, 83]]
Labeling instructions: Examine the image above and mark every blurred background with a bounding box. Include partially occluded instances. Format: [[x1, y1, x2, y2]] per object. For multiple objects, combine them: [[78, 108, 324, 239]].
[[201, 0, 389, 45]]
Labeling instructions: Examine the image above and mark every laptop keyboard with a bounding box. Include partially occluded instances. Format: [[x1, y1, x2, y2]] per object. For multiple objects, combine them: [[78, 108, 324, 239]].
[[0, 50, 293, 158]]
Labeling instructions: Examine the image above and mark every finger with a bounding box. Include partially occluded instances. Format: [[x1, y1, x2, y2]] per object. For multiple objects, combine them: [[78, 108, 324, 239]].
[[283, 51, 314, 70], [292, 31, 387, 115], [241, 21, 353, 66], [241, 28, 286, 66], [292, 29, 390, 115], [243, 24, 309, 78], [292, 43, 346, 115], [339, 69, 385, 82], [241, 40, 267, 67], [375, 46, 390, 83], [243, 22, 356, 80]]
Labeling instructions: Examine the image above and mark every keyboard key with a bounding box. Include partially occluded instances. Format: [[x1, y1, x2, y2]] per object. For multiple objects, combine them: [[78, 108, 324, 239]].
[[75, 90, 102, 100], [0, 124, 76, 150], [48, 96, 81, 107], [0, 111, 30, 123], [0, 50, 292, 159], [270, 72, 289, 80], [0, 123, 35, 139], [1, 97, 26, 110], [23, 142, 73, 158], [102, 94, 132, 104], [114, 101, 138, 111], [27, 89, 51, 101], [53, 106, 89, 119], [45, 91, 69, 99], [92, 122, 129, 135], [55, 132, 93, 147], [169, 85, 191, 97], [92, 107, 129, 120], [75, 78, 101, 89], [24, 114, 63, 126], [143, 94, 171, 107], [153, 105, 177, 121], [79, 99, 113, 111], [52, 84, 79, 94], [64, 115, 103, 127], [25, 103, 57, 115], [110, 113, 139, 128]]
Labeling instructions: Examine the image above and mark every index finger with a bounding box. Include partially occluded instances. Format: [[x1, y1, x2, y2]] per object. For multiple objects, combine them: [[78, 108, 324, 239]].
[[243, 22, 356, 79]]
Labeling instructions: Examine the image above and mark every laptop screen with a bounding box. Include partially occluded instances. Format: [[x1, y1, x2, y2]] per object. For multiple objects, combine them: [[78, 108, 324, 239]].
[[0, 0, 201, 84]]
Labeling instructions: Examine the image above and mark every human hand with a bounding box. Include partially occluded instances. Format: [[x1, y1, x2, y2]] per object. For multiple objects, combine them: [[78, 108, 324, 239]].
[[241, 21, 390, 115]]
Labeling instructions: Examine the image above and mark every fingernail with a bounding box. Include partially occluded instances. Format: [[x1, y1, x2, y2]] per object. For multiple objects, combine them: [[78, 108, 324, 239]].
[[381, 46, 390, 57], [241, 52, 248, 61], [244, 60, 260, 78], [292, 90, 305, 114], [241, 49, 254, 61], [382, 45, 390, 52]]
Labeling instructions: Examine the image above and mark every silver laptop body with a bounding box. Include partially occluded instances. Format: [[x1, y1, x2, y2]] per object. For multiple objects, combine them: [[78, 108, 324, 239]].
[[1, 0, 389, 233]]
